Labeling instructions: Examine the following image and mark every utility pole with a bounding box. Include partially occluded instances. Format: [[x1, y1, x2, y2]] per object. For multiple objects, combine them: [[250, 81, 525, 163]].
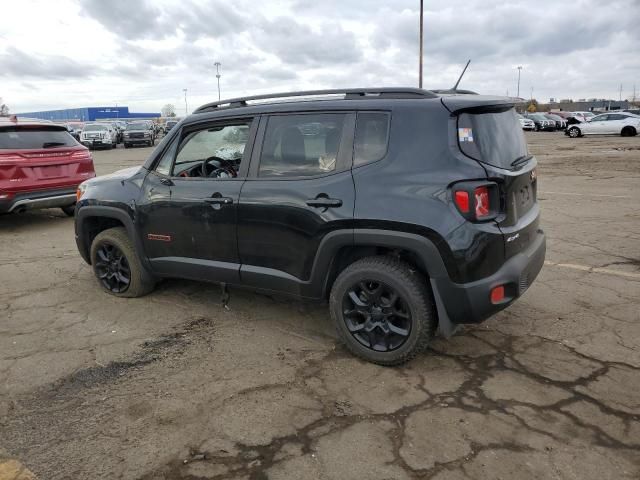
[[214, 62, 222, 100], [517, 66, 522, 98], [619, 83, 622, 101], [419, 0, 423, 88], [183, 88, 188, 115]]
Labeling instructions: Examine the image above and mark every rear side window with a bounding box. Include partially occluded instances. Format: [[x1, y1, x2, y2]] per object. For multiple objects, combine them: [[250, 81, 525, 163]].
[[0, 127, 78, 149], [259, 113, 346, 178], [457, 108, 528, 170], [354, 113, 390, 166]]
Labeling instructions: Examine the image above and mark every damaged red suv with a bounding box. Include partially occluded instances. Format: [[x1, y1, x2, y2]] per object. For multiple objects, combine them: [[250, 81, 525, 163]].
[[0, 116, 96, 216]]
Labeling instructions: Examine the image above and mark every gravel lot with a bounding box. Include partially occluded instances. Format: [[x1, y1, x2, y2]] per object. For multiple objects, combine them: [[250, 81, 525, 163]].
[[1, 133, 639, 479]]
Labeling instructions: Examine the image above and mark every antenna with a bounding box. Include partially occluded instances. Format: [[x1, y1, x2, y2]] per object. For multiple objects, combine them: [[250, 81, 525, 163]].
[[452, 59, 471, 91]]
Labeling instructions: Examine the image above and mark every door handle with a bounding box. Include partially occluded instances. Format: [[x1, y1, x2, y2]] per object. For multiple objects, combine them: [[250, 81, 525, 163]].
[[204, 196, 233, 205], [306, 196, 342, 208]]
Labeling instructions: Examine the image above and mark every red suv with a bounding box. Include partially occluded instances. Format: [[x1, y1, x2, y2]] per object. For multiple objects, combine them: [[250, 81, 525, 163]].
[[0, 116, 96, 215]]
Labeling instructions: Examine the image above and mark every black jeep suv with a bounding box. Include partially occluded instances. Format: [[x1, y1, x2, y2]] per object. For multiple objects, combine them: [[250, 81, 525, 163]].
[[74, 88, 545, 365]]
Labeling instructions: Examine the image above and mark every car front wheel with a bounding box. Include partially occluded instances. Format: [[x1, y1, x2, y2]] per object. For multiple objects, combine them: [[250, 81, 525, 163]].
[[330, 256, 436, 366], [621, 126, 637, 137], [90, 227, 155, 298], [568, 127, 581, 138]]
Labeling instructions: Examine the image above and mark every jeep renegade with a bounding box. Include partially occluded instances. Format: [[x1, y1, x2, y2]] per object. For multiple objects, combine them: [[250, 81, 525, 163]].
[[74, 88, 545, 365]]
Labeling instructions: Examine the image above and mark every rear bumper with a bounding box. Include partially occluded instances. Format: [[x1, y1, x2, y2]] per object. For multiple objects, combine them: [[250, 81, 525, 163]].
[[0, 187, 77, 213], [433, 229, 546, 325]]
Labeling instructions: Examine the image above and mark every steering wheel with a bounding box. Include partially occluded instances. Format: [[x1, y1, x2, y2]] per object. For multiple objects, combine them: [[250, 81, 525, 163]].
[[201, 156, 237, 178]]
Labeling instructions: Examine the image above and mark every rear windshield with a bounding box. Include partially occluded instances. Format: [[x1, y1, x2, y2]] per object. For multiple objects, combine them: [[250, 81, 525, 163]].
[[0, 127, 78, 149], [457, 108, 528, 170]]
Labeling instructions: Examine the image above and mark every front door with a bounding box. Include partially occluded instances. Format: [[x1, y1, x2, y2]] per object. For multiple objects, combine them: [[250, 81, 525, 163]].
[[138, 118, 257, 283], [237, 112, 356, 298]]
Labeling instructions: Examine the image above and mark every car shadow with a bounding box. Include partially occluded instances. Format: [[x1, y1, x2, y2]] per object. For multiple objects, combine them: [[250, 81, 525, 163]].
[[0, 208, 73, 231]]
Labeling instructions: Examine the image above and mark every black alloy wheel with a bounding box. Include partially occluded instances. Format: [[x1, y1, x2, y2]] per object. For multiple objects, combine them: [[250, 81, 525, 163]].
[[94, 242, 131, 293], [342, 280, 412, 352]]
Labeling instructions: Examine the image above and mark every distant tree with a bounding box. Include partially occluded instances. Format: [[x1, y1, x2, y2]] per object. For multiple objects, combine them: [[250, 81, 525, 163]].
[[161, 104, 176, 117], [0, 98, 9, 116], [526, 99, 538, 112]]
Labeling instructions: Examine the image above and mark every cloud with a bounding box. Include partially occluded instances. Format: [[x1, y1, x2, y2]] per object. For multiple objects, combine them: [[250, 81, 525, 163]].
[[0, 47, 99, 79], [2, 0, 639, 113]]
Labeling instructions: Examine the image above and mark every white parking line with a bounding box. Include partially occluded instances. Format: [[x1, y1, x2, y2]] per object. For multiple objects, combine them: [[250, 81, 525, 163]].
[[539, 191, 633, 199], [544, 260, 640, 279]]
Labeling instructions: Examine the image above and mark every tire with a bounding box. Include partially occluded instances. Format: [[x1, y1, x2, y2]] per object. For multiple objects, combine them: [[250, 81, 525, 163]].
[[124, 143, 130, 148], [90, 227, 155, 298], [60, 204, 76, 217], [329, 256, 436, 366], [568, 127, 581, 138], [621, 126, 636, 137]]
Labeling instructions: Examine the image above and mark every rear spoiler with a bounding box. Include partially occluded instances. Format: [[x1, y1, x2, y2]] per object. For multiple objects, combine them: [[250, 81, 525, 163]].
[[440, 95, 523, 114]]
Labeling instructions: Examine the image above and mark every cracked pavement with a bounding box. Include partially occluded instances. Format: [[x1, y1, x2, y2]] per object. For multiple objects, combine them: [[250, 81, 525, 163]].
[[1, 134, 639, 479]]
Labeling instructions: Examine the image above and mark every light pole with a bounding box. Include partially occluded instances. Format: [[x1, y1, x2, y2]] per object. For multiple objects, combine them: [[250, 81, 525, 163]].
[[214, 62, 222, 100], [517, 66, 522, 98], [183, 89, 188, 115], [418, 0, 424, 88]]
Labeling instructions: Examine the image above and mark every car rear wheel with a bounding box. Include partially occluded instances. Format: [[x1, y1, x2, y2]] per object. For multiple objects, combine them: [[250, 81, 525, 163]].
[[568, 127, 581, 138], [330, 256, 436, 366], [124, 143, 130, 148], [60, 204, 75, 217], [621, 126, 637, 137], [90, 227, 155, 298]]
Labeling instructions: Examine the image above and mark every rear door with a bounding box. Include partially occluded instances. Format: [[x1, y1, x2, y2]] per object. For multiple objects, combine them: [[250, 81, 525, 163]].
[[237, 112, 356, 297], [0, 125, 94, 194]]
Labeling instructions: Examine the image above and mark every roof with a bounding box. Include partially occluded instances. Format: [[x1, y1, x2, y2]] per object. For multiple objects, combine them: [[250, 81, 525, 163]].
[[194, 88, 440, 113]]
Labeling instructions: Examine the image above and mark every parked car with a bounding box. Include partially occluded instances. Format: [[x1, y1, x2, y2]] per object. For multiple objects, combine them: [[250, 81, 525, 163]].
[[544, 113, 567, 130], [73, 88, 545, 365], [80, 123, 117, 149], [566, 112, 640, 138], [66, 122, 84, 141], [548, 111, 572, 120], [164, 119, 178, 133], [517, 114, 535, 131], [525, 113, 556, 131], [0, 116, 95, 216], [570, 111, 596, 123], [123, 121, 155, 148], [623, 108, 640, 116]]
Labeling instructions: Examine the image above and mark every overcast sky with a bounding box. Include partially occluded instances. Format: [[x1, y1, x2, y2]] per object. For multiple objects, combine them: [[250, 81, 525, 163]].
[[1, 0, 639, 114]]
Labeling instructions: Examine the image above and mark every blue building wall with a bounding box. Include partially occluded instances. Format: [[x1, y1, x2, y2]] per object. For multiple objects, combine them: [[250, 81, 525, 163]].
[[17, 106, 160, 121]]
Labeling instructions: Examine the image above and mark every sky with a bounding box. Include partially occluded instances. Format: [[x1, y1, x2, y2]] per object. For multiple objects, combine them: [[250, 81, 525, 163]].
[[1, 0, 639, 114]]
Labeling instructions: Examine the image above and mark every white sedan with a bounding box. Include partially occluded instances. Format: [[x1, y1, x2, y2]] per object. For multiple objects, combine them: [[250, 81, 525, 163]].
[[566, 112, 640, 138]]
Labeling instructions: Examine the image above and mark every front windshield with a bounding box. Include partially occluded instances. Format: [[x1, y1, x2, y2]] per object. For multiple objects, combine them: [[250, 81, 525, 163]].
[[126, 123, 147, 130], [83, 124, 107, 131]]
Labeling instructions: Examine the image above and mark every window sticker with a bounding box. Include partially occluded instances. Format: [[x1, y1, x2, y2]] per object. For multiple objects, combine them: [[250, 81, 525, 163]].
[[458, 127, 474, 142]]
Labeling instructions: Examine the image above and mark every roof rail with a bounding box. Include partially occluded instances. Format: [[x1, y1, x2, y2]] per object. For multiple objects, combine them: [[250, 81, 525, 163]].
[[194, 88, 438, 113]]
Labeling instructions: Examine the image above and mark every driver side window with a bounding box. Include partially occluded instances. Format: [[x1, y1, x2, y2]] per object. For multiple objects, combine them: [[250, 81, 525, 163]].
[[172, 121, 252, 179]]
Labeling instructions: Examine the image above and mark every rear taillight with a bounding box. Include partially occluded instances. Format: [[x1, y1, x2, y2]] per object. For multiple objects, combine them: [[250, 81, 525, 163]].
[[452, 182, 499, 222], [454, 191, 470, 213], [474, 186, 490, 218]]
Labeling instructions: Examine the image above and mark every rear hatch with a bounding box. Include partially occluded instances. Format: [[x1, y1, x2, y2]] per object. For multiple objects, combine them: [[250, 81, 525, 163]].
[[442, 96, 539, 260], [0, 124, 95, 194]]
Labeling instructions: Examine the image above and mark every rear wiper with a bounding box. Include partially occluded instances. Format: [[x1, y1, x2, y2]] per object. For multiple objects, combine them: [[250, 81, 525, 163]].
[[42, 142, 66, 148], [511, 155, 532, 169]]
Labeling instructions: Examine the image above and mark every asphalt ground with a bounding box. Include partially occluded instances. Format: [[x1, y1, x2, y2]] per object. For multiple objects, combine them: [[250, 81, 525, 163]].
[[0, 132, 638, 479]]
